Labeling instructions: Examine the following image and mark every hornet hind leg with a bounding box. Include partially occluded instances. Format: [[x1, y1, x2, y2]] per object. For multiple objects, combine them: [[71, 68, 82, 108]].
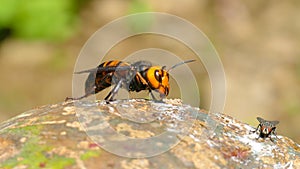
[[104, 78, 124, 103], [65, 73, 112, 102]]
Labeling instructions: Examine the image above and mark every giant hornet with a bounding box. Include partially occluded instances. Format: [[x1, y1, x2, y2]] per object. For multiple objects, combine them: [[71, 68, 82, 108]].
[[251, 117, 279, 142], [66, 59, 195, 102]]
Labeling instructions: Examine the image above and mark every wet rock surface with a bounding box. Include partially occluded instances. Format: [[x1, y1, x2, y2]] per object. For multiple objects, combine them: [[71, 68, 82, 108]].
[[0, 99, 299, 169]]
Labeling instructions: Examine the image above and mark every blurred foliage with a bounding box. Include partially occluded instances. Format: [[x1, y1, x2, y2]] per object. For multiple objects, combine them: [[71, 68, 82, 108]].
[[0, 0, 85, 42], [127, 0, 152, 32], [128, 0, 151, 14]]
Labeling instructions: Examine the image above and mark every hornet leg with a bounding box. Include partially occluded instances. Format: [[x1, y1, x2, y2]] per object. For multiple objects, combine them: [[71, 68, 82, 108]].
[[149, 90, 164, 103], [65, 90, 94, 101], [105, 79, 123, 103]]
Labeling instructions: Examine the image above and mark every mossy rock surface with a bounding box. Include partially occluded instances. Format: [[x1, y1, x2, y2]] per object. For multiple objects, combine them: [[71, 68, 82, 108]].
[[0, 99, 299, 169]]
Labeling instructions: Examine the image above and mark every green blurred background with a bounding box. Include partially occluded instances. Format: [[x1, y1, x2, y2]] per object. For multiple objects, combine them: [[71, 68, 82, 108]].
[[0, 0, 299, 143]]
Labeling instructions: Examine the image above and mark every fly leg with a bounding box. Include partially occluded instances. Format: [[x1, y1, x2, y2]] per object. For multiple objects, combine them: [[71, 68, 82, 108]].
[[269, 127, 278, 142], [255, 125, 261, 140], [250, 124, 261, 140]]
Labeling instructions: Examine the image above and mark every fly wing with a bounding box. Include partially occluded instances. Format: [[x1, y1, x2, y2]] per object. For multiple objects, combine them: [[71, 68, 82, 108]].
[[256, 117, 265, 123], [270, 120, 279, 126]]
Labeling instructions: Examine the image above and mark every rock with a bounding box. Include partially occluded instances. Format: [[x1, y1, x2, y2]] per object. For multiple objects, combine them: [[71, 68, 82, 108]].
[[0, 99, 299, 169]]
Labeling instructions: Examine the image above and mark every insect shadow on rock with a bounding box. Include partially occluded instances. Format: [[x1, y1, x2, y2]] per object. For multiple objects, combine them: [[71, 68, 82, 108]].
[[250, 117, 279, 142], [66, 59, 195, 103]]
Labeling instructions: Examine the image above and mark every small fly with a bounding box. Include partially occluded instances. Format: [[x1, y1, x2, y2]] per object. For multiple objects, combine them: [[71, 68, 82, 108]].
[[251, 117, 279, 142]]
